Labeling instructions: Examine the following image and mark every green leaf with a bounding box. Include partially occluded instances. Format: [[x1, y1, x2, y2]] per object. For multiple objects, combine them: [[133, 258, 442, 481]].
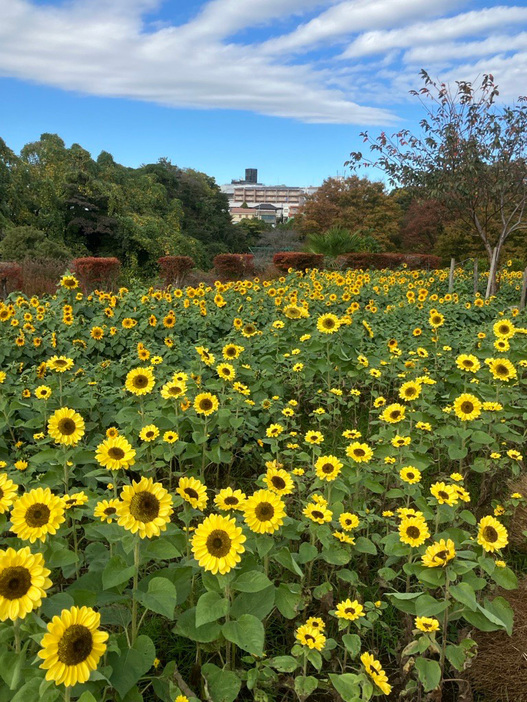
[[329, 673, 361, 702], [175, 607, 222, 642], [202, 663, 241, 702], [415, 594, 449, 618], [342, 634, 361, 658], [491, 566, 518, 590], [222, 614, 265, 657], [230, 586, 275, 620], [449, 582, 477, 612], [354, 537, 377, 555], [445, 644, 466, 671], [108, 635, 156, 699], [415, 657, 441, 692], [294, 675, 318, 700], [273, 548, 303, 577], [196, 591, 229, 627], [102, 555, 135, 589], [275, 583, 302, 619], [77, 693, 98, 702], [268, 656, 298, 672], [136, 577, 177, 619], [298, 543, 318, 564], [232, 571, 272, 592], [459, 510, 476, 525]]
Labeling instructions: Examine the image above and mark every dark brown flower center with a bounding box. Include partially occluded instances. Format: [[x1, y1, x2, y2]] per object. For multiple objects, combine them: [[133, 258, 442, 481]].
[[354, 449, 365, 457], [461, 402, 474, 413], [25, 503, 51, 527], [224, 496, 239, 505], [184, 488, 199, 500], [345, 607, 356, 615], [435, 550, 447, 561], [108, 447, 125, 460], [321, 464, 334, 474], [58, 625, 93, 665], [199, 399, 213, 411], [406, 526, 421, 539], [104, 507, 116, 515], [495, 365, 508, 376], [483, 526, 498, 543], [206, 529, 232, 557], [438, 491, 449, 500], [323, 319, 335, 328], [271, 476, 286, 489], [55, 360, 67, 368], [255, 502, 274, 521], [311, 510, 324, 520], [130, 491, 160, 522], [0, 566, 31, 599], [133, 374, 148, 388], [305, 634, 315, 642], [58, 418, 77, 435]]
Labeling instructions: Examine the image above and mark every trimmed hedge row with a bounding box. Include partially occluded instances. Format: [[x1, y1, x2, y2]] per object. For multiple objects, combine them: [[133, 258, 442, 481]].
[[272, 252, 324, 272], [336, 253, 442, 270], [213, 254, 255, 279]]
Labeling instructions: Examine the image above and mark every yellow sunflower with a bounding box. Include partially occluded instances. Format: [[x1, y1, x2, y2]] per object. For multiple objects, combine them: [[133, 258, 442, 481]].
[[0, 473, 18, 514], [160, 379, 187, 399], [223, 343, 244, 360], [493, 319, 515, 339], [430, 482, 459, 505], [194, 392, 219, 416], [139, 424, 159, 442], [243, 489, 286, 534], [38, 606, 108, 686], [477, 515, 508, 552], [48, 407, 85, 446], [421, 539, 456, 567], [346, 441, 373, 463], [263, 466, 295, 495], [95, 435, 136, 471], [116, 477, 173, 538], [488, 358, 517, 382], [11, 487, 66, 543], [295, 624, 326, 650], [453, 393, 482, 421], [400, 466, 421, 484], [47, 356, 74, 373], [191, 513, 246, 575], [35, 385, 52, 399], [456, 354, 480, 372], [335, 599, 364, 621], [216, 363, 236, 381], [361, 652, 392, 696], [399, 380, 422, 401], [303, 502, 333, 524], [214, 487, 247, 511], [0, 547, 52, 621], [339, 512, 359, 531], [316, 313, 340, 334], [177, 476, 208, 511], [94, 499, 120, 523], [415, 616, 440, 632], [125, 367, 155, 396], [399, 516, 430, 547], [314, 455, 343, 482], [380, 403, 406, 423]]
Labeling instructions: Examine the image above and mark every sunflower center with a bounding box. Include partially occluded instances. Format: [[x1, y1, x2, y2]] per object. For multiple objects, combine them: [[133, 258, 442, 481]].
[[271, 476, 286, 489], [184, 488, 199, 500], [255, 502, 275, 521], [321, 464, 334, 474], [169, 386, 182, 396], [130, 491, 160, 522], [224, 496, 239, 505], [312, 510, 324, 519], [108, 447, 125, 460], [463, 360, 473, 367], [323, 319, 335, 329], [435, 550, 447, 561], [483, 526, 498, 543], [0, 487, 3, 499], [438, 491, 449, 500], [226, 348, 236, 357], [133, 375, 148, 388], [390, 411, 401, 419], [406, 388, 416, 397], [496, 365, 508, 376], [345, 607, 356, 614], [407, 473, 415, 480], [0, 566, 32, 599], [199, 399, 213, 411], [354, 449, 365, 457], [55, 360, 67, 368], [58, 625, 94, 666], [406, 526, 421, 539], [58, 418, 77, 435], [305, 634, 315, 642], [461, 402, 474, 413], [104, 507, 116, 515], [25, 503, 51, 527], [206, 529, 232, 557]]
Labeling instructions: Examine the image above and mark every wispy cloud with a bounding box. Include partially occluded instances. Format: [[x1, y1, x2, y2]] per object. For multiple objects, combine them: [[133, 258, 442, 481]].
[[0, 0, 526, 125]]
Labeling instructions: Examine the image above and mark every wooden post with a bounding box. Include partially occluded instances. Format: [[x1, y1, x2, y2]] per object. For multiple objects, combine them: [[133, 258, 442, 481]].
[[520, 267, 527, 310], [473, 259, 478, 297], [448, 258, 455, 293]]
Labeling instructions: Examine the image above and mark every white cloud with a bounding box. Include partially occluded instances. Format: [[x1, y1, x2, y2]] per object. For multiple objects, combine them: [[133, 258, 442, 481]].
[[0, 0, 526, 124]]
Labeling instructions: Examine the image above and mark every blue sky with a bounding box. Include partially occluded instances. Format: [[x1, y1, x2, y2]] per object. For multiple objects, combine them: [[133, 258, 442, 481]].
[[1, 0, 526, 187]]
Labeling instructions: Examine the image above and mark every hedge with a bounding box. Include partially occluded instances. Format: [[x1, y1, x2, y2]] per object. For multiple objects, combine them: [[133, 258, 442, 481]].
[[272, 252, 324, 272], [72, 257, 121, 291], [336, 253, 442, 270], [213, 254, 255, 279], [158, 256, 195, 287], [0, 262, 23, 296]]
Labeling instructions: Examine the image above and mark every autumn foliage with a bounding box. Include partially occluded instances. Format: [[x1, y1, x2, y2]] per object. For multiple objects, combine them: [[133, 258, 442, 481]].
[[213, 254, 255, 280], [272, 252, 324, 272], [0, 262, 23, 296], [158, 256, 195, 287], [337, 252, 442, 270], [72, 257, 121, 291]]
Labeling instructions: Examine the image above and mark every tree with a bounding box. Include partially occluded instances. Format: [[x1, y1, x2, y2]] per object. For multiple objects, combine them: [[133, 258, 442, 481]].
[[0, 226, 71, 261], [399, 199, 448, 253], [295, 176, 401, 250], [305, 225, 381, 257], [347, 71, 527, 296]]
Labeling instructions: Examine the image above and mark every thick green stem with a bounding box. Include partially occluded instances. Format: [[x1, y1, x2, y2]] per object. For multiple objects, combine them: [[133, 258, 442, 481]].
[[131, 539, 141, 645], [13, 619, 20, 653]]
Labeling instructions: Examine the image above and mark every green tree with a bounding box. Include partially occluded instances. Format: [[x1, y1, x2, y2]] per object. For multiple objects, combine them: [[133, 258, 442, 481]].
[[0, 226, 71, 261], [347, 71, 527, 295]]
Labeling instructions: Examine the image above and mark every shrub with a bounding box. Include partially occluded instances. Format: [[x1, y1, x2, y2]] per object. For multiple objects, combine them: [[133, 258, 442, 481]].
[[272, 252, 324, 272], [72, 257, 121, 291], [21, 259, 69, 297], [213, 254, 255, 280], [0, 262, 22, 296], [305, 226, 382, 256], [336, 252, 442, 270], [158, 256, 195, 288]]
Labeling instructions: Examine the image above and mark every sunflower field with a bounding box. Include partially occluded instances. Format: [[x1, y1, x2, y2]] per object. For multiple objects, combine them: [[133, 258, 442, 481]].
[[0, 265, 526, 702]]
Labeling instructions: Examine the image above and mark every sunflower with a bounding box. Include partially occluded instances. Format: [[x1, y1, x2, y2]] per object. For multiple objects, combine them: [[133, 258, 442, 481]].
[[400, 466, 421, 484], [63, 492, 88, 509], [10, 487, 66, 543], [90, 326, 104, 340], [243, 489, 286, 534], [215, 487, 247, 511], [493, 319, 515, 339], [333, 531, 355, 544], [477, 515, 508, 552], [38, 606, 108, 686], [428, 311, 444, 328], [456, 354, 480, 372], [316, 313, 340, 334], [47, 356, 74, 373], [453, 393, 482, 421], [399, 380, 422, 401], [116, 477, 173, 538], [177, 477, 208, 511], [0, 473, 18, 514], [399, 516, 430, 547], [125, 367, 155, 396], [94, 499, 120, 523], [430, 482, 459, 505], [264, 466, 295, 495], [295, 624, 326, 650], [360, 652, 392, 696], [223, 344, 244, 360], [95, 435, 136, 471], [191, 513, 246, 575], [139, 424, 160, 442], [194, 392, 219, 416], [421, 539, 456, 567], [163, 430, 179, 443], [0, 547, 52, 621], [306, 616, 325, 630], [415, 616, 440, 632], [380, 403, 406, 423], [160, 380, 187, 399], [335, 599, 364, 621], [216, 363, 236, 382], [305, 430, 324, 445], [339, 512, 359, 531], [60, 274, 79, 290], [346, 441, 373, 463], [48, 407, 85, 446], [488, 358, 517, 382], [303, 502, 333, 524], [35, 385, 52, 400]]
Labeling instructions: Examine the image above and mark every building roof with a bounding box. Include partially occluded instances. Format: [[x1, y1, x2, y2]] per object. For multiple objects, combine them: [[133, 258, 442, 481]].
[[230, 208, 257, 214]]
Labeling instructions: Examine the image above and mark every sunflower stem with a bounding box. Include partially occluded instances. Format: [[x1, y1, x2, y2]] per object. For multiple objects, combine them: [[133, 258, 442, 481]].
[[13, 619, 21, 653], [439, 571, 450, 692], [64, 687, 71, 702], [131, 538, 141, 645]]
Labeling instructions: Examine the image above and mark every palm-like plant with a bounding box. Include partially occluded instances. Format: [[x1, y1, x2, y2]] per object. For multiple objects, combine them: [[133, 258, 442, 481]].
[[305, 226, 381, 256]]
